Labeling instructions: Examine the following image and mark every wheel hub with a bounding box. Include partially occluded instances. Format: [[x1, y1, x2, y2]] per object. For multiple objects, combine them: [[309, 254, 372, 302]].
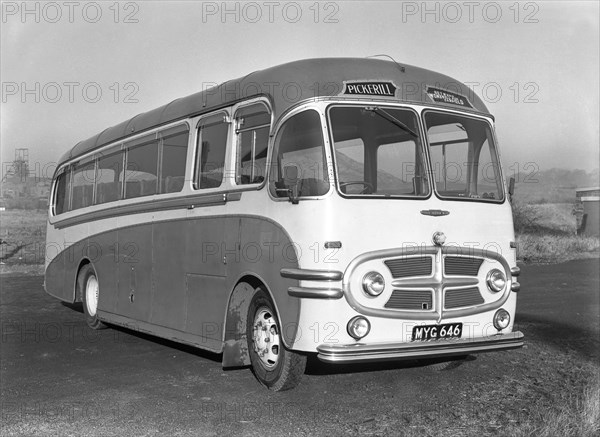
[[252, 307, 280, 368], [85, 275, 99, 316]]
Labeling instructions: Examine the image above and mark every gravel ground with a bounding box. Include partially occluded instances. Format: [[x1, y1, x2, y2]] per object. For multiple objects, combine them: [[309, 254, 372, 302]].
[[1, 259, 598, 436]]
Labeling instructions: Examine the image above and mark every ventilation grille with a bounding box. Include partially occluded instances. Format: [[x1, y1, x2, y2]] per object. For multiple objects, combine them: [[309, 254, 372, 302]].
[[444, 256, 484, 276], [384, 257, 432, 278], [445, 287, 484, 309], [385, 290, 433, 310]]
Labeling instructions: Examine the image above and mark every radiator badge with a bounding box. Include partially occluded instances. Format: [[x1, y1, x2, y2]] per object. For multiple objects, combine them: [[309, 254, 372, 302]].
[[421, 209, 450, 217]]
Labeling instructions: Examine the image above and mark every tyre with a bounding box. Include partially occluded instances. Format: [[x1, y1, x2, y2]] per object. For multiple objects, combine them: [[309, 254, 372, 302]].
[[79, 264, 107, 330], [247, 289, 306, 391]]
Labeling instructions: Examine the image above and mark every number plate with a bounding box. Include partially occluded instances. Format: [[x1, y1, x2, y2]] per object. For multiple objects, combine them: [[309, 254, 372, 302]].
[[411, 323, 463, 341]]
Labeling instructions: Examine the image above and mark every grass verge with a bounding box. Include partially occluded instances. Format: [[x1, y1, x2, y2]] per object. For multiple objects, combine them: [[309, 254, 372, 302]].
[[517, 233, 600, 264], [506, 373, 599, 437]]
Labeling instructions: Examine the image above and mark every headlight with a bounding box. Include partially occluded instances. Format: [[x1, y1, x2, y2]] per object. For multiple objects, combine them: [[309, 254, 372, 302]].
[[486, 269, 506, 293], [347, 316, 371, 340], [493, 309, 510, 330], [362, 271, 385, 296]]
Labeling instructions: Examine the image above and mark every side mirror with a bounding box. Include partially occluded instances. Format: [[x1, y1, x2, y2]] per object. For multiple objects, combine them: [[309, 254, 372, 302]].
[[508, 177, 515, 201], [274, 165, 300, 204]]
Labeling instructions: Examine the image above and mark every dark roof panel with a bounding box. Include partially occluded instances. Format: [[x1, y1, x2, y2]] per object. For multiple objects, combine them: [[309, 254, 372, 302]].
[[58, 57, 490, 167]]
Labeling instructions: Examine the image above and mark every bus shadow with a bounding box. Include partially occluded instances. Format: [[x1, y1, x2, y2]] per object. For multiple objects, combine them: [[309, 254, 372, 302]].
[[515, 312, 599, 364], [60, 301, 223, 364], [110, 324, 224, 363], [62, 301, 83, 313], [305, 354, 476, 376]]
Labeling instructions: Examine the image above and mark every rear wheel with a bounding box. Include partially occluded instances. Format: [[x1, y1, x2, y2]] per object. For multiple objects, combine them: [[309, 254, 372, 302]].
[[247, 289, 306, 391], [79, 264, 107, 330]]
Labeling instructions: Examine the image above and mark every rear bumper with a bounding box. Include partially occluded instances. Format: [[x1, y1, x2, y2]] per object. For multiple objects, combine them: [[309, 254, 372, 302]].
[[317, 331, 524, 363]]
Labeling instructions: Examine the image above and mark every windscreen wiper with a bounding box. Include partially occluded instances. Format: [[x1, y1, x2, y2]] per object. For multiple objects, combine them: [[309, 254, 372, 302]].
[[365, 107, 418, 138]]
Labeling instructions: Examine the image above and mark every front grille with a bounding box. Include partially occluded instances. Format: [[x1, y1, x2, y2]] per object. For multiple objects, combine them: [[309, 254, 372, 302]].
[[444, 256, 484, 276], [384, 257, 432, 278], [445, 287, 484, 309], [385, 290, 433, 310]]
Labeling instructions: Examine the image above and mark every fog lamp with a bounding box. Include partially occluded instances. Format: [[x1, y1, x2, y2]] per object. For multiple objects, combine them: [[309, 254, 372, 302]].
[[347, 316, 371, 340], [362, 272, 385, 296], [493, 309, 510, 330], [486, 269, 506, 293]]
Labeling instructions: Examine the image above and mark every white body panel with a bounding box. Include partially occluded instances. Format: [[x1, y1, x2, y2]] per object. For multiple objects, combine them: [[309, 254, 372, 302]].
[[46, 99, 521, 358]]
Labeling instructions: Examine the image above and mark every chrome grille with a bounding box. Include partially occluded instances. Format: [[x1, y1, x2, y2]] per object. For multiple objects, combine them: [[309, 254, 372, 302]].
[[384, 257, 432, 278], [385, 290, 433, 310], [444, 256, 483, 276], [445, 287, 484, 309]]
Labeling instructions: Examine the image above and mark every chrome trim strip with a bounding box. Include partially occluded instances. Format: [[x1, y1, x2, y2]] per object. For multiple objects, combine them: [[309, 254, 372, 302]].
[[317, 331, 524, 363], [343, 246, 514, 321], [391, 276, 479, 288], [53, 191, 243, 229], [288, 287, 343, 299], [280, 268, 343, 281]]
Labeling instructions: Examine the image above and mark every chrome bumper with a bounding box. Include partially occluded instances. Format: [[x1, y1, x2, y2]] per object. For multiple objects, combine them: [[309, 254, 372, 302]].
[[317, 331, 524, 363]]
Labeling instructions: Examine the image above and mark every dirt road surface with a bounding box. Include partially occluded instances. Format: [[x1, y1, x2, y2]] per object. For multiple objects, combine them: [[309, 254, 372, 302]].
[[1, 259, 598, 436]]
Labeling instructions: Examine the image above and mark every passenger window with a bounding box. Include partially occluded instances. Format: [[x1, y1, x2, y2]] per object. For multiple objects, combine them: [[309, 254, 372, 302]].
[[124, 135, 159, 199], [71, 161, 95, 210], [95, 150, 123, 204], [235, 104, 270, 185], [269, 110, 329, 198], [54, 169, 71, 215], [159, 125, 188, 194], [195, 114, 229, 189]]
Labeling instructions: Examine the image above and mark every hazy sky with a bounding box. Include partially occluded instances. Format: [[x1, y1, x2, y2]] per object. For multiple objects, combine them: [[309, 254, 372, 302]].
[[1, 0, 598, 180]]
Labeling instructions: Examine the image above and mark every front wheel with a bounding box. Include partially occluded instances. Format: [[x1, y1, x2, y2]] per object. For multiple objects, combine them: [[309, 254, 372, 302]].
[[79, 264, 107, 330], [247, 289, 306, 391]]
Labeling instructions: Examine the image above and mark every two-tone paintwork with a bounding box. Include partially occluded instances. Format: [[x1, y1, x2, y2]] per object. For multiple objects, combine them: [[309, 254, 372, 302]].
[[45, 58, 523, 368]]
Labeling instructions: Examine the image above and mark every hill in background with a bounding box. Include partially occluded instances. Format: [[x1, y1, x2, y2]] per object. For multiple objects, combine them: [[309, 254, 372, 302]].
[[512, 168, 599, 204]]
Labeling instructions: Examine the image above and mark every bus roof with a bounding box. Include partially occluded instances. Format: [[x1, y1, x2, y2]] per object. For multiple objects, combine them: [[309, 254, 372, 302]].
[[58, 57, 490, 167]]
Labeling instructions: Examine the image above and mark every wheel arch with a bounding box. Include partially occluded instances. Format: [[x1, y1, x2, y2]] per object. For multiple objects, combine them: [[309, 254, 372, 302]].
[[73, 257, 94, 302], [222, 273, 285, 368]]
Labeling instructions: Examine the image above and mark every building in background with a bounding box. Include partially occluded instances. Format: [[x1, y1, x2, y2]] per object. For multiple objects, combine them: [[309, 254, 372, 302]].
[[575, 187, 600, 237], [1, 149, 51, 209]]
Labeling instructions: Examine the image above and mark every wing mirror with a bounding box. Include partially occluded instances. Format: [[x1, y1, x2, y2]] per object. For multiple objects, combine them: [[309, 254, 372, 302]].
[[275, 165, 300, 204], [508, 176, 515, 202]]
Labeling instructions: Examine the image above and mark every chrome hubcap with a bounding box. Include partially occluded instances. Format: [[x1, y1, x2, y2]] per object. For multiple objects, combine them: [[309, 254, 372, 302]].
[[252, 307, 280, 368], [85, 275, 99, 317]]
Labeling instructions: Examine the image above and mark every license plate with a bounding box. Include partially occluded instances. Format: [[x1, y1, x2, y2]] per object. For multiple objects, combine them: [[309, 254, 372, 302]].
[[412, 323, 463, 341]]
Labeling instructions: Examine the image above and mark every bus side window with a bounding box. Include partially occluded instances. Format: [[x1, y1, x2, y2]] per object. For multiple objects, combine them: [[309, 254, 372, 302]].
[[53, 169, 71, 215], [196, 115, 229, 189], [269, 110, 329, 198], [159, 125, 189, 194], [71, 161, 96, 210], [95, 150, 123, 204], [124, 134, 159, 199], [234, 103, 270, 185]]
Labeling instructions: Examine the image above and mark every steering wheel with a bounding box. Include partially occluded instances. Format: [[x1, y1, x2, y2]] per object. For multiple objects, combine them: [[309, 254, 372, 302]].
[[339, 181, 374, 194]]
